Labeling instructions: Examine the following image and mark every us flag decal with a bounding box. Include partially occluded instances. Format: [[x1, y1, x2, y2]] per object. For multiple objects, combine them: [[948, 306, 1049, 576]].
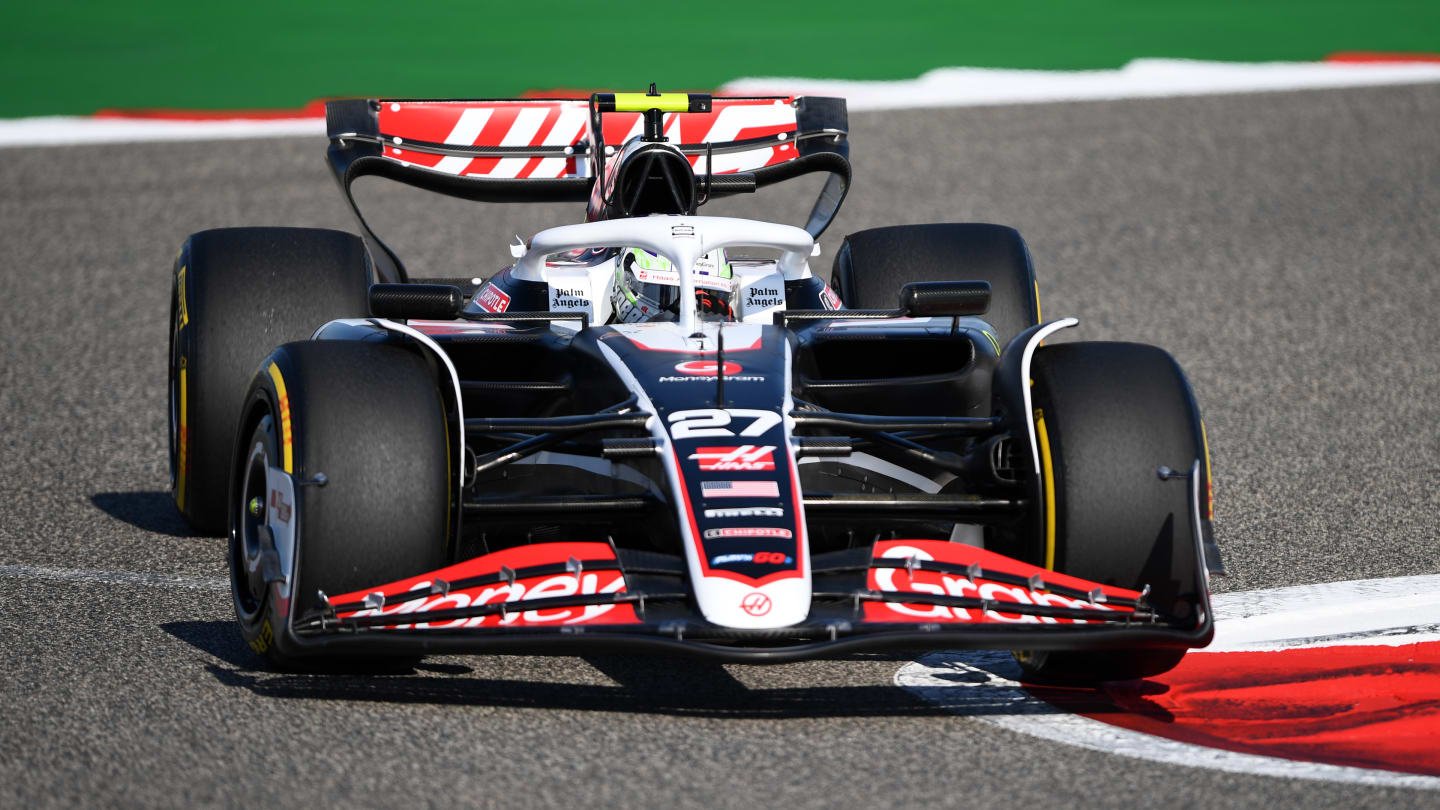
[[701, 480, 781, 498], [688, 445, 776, 471]]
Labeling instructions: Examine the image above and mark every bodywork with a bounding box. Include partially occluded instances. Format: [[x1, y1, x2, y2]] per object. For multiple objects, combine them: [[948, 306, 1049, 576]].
[[260, 96, 1216, 661]]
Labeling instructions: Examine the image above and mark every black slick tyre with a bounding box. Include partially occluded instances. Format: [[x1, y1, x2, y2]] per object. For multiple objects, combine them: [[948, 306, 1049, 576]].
[[831, 223, 1040, 347], [169, 228, 371, 535], [230, 340, 450, 670], [1015, 341, 1207, 682]]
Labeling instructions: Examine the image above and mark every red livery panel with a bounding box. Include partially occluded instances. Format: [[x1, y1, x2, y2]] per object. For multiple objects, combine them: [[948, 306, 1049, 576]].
[[866, 540, 1142, 624], [376, 98, 800, 179], [330, 542, 638, 628]]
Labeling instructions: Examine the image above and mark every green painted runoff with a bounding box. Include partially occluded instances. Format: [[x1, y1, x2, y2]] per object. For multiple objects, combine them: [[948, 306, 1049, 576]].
[[3, 1, 1438, 116]]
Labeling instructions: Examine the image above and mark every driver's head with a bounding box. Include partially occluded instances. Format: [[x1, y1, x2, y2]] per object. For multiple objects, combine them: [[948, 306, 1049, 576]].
[[609, 248, 734, 323]]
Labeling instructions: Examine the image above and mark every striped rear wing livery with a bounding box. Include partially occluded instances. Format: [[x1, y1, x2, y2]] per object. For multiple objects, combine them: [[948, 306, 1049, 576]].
[[368, 98, 803, 179]]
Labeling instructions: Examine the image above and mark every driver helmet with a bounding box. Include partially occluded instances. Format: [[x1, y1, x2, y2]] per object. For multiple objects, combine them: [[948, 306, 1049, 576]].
[[610, 248, 735, 323]]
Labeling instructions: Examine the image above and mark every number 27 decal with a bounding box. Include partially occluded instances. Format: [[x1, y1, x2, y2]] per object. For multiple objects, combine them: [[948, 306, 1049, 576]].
[[667, 409, 782, 440]]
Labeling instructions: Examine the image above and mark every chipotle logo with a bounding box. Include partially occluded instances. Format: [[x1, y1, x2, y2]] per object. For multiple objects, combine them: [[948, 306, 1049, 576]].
[[475, 284, 511, 313]]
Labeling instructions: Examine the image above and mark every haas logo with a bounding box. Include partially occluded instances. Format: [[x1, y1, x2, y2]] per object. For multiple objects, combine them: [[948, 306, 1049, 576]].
[[268, 489, 292, 525], [740, 592, 772, 616], [674, 360, 741, 376], [689, 445, 776, 471]]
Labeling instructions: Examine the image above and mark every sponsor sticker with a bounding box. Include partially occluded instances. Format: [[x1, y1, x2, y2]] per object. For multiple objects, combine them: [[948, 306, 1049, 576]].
[[476, 283, 511, 313], [674, 360, 741, 376], [820, 283, 842, 311], [740, 592, 772, 616], [866, 541, 1132, 624], [268, 488, 291, 525], [701, 480, 781, 498], [712, 552, 794, 566], [689, 445, 776, 472], [549, 286, 590, 310], [713, 553, 753, 565], [702, 527, 793, 540], [336, 542, 638, 628], [632, 265, 679, 285], [704, 506, 785, 519], [743, 283, 784, 311], [628, 248, 733, 290], [354, 572, 630, 628], [548, 270, 593, 315], [658, 373, 765, 383]]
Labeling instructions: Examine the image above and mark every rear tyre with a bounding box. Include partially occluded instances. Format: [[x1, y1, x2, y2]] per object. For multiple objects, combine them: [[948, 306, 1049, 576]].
[[1014, 341, 1207, 682], [230, 341, 451, 670], [170, 228, 372, 535], [831, 223, 1040, 347]]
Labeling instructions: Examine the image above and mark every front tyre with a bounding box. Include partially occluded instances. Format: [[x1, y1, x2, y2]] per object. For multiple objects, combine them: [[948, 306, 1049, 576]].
[[170, 228, 371, 535], [230, 340, 451, 670], [1014, 341, 1209, 683]]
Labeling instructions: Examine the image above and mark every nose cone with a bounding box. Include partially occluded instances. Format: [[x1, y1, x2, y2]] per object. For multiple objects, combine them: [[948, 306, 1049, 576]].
[[600, 321, 812, 629]]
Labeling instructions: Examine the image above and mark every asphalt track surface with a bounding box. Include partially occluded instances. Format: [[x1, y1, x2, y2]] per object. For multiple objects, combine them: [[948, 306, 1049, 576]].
[[3, 83, 1439, 807]]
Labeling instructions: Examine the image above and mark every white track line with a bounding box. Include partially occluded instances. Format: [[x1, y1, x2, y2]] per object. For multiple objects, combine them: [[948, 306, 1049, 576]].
[[5, 59, 1440, 148], [0, 116, 324, 148], [723, 58, 1440, 111], [0, 563, 227, 591], [896, 574, 1440, 790], [1207, 575, 1440, 652]]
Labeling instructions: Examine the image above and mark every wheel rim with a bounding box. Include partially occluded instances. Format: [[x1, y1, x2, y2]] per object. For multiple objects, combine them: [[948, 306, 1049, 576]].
[[231, 415, 276, 625]]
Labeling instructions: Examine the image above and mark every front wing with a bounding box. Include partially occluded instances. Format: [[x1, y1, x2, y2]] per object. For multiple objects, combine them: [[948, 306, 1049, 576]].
[[288, 539, 1212, 663]]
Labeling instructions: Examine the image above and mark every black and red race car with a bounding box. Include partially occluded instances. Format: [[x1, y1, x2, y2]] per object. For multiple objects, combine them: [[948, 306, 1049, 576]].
[[168, 89, 1224, 680]]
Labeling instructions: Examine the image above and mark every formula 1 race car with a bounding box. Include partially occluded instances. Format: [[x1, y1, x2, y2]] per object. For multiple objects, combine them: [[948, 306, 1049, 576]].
[[168, 88, 1225, 680]]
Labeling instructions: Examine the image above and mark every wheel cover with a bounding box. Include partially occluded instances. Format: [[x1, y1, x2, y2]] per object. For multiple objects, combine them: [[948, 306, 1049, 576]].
[[231, 415, 277, 625]]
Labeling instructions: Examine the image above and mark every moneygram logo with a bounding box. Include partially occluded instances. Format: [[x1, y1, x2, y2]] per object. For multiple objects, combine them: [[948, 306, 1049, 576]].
[[674, 360, 741, 376], [688, 445, 776, 471]]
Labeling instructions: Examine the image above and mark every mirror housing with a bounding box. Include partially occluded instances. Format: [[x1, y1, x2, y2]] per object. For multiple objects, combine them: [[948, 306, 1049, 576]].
[[899, 281, 991, 318], [369, 284, 463, 320]]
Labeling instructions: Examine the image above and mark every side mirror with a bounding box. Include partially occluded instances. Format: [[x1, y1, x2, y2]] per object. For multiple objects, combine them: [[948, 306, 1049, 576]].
[[369, 284, 463, 320], [899, 281, 990, 317]]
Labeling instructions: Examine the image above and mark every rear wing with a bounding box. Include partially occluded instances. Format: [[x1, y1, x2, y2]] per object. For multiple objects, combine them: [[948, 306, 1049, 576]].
[[325, 95, 849, 282]]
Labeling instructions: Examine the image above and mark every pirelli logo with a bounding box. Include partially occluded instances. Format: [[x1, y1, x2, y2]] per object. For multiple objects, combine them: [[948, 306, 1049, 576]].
[[176, 265, 189, 328]]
